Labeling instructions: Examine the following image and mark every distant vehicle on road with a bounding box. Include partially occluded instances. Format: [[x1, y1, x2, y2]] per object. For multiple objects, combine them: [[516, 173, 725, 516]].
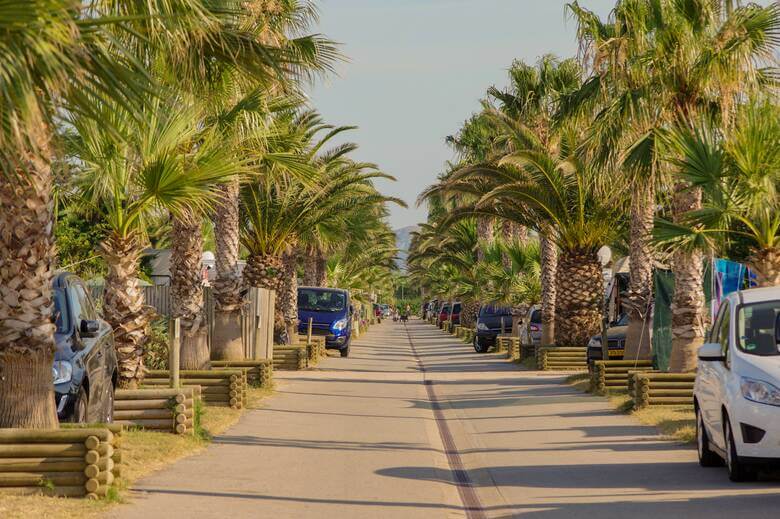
[[53, 272, 118, 423], [438, 302, 461, 326], [586, 313, 630, 365], [519, 305, 542, 348], [474, 304, 513, 353], [298, 287, 353, 357], [381, 304, 391, 318], [694, 287, 780, 481]]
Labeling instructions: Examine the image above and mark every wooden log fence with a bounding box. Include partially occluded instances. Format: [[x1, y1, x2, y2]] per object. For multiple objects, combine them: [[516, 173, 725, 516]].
[[590, 360, 655, 393], [113, 387, 199, 434], [0, 425, 123, 499], [537, 347, 588, 371], [273, 346, 308, 371], [631, 372, 696, 409], [144, 370, 246, 409], [211, 360, 273, 388]]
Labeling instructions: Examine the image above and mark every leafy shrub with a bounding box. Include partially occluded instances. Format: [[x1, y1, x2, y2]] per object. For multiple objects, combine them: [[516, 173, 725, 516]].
[[144, 317, 169, 371]]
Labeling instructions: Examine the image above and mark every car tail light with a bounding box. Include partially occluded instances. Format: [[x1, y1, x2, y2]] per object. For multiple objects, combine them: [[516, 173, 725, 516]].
[[530, 324, 540, 332]]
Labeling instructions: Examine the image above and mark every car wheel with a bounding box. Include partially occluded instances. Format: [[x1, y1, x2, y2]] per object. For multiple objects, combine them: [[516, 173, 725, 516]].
[[696, 406, 722, 467], [73, 385, 88, 424], [340, 346, 350, 358], [473, 339, 488, 354], [105, 382, 115, 423], [725, 417, 755, 482]]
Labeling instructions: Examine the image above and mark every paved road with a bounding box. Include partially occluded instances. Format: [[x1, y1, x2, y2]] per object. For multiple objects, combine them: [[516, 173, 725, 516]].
[[113, 320, 780, 519]]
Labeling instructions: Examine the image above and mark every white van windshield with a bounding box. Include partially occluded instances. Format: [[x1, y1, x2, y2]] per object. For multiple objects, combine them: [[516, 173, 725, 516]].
[[737, 301, 780, 356]]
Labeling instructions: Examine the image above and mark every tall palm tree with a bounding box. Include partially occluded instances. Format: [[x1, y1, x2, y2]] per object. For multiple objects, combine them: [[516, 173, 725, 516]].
[[569, 0, 780, 370], [657, 100, 780, 286], [204, 2, 340, 360], [0, 0, 205, 428], [448, 120, 629, 346], [68, 97, 239, 386], [241, 153, 401, 340]]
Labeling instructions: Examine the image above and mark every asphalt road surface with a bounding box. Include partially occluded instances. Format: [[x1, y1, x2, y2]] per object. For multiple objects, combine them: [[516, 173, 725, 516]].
[[112, 319, 780, 519]]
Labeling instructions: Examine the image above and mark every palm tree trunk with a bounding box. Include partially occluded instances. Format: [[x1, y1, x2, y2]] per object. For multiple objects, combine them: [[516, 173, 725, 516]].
[[279, 250, 299, 341], [476, 217, 494, 261], [501, 220, 514, 269], [623, 180, 655, 361], [540, 232, 557, 346], [243, 253, 287, 344], [669, 186, 706, 373], [0, 164, 59, 428], [243, 253, 283, 291], [211, 178, 244, 361], [302, 246, 319, 286], [748, 247, 780, 287], [461, 299, 479, 327], [315, 249, 327, 287], [171, 212, 209, 370], [554, 248, 604, 347], [101, 233, 152, 389]]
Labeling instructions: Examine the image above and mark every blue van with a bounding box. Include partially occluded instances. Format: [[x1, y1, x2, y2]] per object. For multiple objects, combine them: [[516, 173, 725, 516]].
[[297, 286, 352, 357], [474, 304, 513, 353]]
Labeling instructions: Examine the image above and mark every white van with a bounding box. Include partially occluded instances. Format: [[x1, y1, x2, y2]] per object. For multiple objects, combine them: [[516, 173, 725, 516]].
[[694, 286, 780, 481]]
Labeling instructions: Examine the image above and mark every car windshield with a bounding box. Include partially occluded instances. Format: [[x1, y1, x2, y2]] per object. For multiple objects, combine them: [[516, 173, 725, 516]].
[[298, 289, 346, 313], [614, 313, 629, 326], [52, 288, 69, 334], [737, 301, 780, 356], [480, 305, 511, 317], [530, 309, 542, 324]]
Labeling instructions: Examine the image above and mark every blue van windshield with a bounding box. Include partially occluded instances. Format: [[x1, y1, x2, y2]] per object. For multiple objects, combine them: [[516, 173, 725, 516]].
[[298, 289, 346, 312]]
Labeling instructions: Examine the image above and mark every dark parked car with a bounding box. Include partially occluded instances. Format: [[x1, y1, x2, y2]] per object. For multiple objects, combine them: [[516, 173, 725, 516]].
[[586, 313, 630, 365], [53, 273, 118, 423], [297, 287, 353, 357], [474, 304, 513, 353]]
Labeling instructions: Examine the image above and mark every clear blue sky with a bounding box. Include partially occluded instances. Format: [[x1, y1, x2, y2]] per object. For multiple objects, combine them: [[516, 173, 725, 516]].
[[309, 0, 616, 229]]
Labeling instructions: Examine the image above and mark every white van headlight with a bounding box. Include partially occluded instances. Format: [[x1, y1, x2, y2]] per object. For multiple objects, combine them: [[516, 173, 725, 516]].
[[740, 378, 780, 407]]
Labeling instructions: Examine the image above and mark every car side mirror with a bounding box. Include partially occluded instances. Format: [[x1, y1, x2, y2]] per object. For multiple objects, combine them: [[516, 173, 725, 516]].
[[698, 342, 725, 362], [775, 313, 780, 343], [80, 319, 100, 338]]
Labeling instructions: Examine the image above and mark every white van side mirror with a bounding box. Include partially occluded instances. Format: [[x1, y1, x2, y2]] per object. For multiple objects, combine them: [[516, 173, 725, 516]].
[[698, 342, 725, 362]]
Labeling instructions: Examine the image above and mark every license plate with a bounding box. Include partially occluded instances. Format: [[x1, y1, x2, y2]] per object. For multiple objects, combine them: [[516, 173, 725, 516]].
[[609, 349, 624, 357]]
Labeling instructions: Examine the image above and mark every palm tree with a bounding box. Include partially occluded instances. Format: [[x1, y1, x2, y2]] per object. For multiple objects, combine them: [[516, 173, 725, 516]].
[[203, 2, 340, 360], [569, 0, 780, 370], [457, 122, 629, 346], [657, 100, 780, 286], [241, 150, 401, 341], [68, 97, 239, 386], [0, 0, 204, 428]]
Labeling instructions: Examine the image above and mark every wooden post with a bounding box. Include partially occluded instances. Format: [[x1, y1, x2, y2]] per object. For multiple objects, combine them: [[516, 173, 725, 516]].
[[265, 290, 275, 355], [169, 318, 181, 389], [307, 317, 313, 344], [252, 288, 262, 360]]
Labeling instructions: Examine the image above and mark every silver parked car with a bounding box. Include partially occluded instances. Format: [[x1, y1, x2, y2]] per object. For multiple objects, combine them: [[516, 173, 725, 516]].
[[519, 305, 542, 347]]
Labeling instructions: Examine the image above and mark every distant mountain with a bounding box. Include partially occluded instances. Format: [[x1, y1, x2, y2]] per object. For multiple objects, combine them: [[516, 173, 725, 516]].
[[394, 225, 418, 271]]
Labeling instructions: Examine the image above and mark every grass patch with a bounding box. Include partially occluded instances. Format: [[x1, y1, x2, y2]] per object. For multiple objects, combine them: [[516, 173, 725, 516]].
[[566, 375, 695, 444], [565, 372, 590, 392], [0, 386, 273, 519]]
